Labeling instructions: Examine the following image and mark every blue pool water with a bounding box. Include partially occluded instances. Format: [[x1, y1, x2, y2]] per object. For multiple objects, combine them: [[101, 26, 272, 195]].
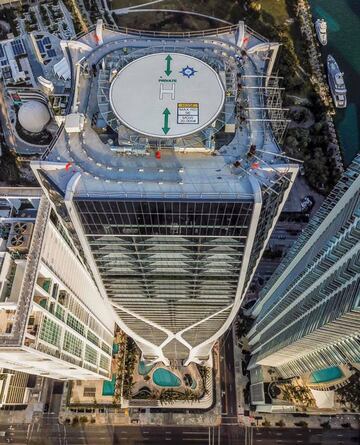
[[138, 360, 154, 376], [309, 366, 344, 384], [152, 368, 181, 387], [102, 374, 116, 396]]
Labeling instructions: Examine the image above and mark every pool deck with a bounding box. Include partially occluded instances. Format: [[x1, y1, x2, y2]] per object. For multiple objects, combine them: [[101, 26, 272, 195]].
[[133, 358, 200, 392], [305, 365, 352, 389]]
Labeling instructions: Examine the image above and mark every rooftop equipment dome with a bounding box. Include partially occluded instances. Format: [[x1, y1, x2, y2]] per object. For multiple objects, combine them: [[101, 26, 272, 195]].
[[18, 100, 50, 133]]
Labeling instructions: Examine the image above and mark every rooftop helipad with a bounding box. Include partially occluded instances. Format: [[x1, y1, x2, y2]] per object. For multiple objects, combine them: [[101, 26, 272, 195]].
[[109, 52, 225, 139]]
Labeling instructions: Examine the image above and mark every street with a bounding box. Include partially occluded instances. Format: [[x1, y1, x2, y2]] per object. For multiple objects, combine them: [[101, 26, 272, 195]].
[[248, 427, 359, 445], [0, 331, 358, 445], [220, 329, 238, 425], [1, 423, 241, 445], [1, 423, 359, 445]]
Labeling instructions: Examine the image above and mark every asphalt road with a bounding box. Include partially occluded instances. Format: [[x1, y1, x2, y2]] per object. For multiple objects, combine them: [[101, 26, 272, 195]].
[[2, 424, 241, 445], [219, 329, 238, 426], [1, 424, 359, 445], [250, 427, 359, 445]]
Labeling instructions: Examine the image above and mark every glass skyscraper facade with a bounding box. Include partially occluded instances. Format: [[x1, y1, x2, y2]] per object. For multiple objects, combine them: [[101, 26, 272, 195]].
[[248, 155, 360, 378], [31, 22, 298, 366], [74, 199, 253, 359]]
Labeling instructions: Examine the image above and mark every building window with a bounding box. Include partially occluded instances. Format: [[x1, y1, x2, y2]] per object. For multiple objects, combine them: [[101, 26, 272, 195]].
[[55, 305, 65, 321], [85, 345, 98, 365], [63, 331, 83, 357], [87, 330, 100, 347], [83, 387, 96, 397], [99, 355, 110, 370], [39, 317, 61, 347], [67, 313, 85, 336]]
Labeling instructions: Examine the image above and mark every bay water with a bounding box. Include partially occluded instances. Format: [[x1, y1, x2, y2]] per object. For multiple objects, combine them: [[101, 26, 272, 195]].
[[309, 0, 360, 164]]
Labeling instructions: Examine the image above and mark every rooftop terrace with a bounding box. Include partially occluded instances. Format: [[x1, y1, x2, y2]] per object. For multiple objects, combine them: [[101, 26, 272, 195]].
[[35, 23, 292, 199]]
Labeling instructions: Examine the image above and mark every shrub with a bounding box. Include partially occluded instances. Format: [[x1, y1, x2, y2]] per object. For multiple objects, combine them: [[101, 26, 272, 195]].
[[295, 421, 308, 428]]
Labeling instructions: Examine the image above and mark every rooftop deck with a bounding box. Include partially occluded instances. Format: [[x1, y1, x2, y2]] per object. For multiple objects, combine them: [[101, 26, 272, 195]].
[[36, 24, 291, 200]]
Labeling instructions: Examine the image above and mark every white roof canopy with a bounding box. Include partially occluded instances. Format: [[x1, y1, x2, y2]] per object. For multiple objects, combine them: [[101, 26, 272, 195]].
[[310, 389, 335, 409], [54, 57, 71, 80]]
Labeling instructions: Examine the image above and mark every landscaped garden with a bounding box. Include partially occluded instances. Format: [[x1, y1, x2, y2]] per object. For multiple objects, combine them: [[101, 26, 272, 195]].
[[336, 370, 360, 412], [111, 329, 211, 406]]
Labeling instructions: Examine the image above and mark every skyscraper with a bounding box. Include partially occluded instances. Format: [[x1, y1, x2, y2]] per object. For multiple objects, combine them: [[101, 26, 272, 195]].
[[0, 188, 115, 380], [32, 21, 297, 366], [248, 154, 360, 378]]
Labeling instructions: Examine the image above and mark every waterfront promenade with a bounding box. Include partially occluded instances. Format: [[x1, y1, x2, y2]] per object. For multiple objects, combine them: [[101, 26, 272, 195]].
[[296, 0, 344, 172]]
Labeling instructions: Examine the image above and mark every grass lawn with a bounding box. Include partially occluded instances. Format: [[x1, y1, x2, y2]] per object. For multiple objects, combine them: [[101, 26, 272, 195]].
[[259, 0, 291, 25]]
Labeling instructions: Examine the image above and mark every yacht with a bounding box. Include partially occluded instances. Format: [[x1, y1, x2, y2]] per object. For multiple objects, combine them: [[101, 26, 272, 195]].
[[315, 18, 327, 45], [327, 55, 347, 108]]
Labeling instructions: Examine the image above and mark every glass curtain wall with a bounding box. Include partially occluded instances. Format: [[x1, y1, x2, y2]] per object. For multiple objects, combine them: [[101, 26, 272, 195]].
[[75, 199, 254, 357]]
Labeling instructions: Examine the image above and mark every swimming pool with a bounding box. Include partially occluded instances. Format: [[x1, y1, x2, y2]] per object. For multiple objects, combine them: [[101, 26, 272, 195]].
[[309, 366, 344, 384], [138, 360, 154, 376], [152, 368, 181, 387], [102, 374, 116, 396]]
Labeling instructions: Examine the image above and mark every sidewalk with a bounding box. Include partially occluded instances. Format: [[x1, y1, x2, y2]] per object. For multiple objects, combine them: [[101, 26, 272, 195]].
[[233, 325, 249, 417], [251, 412, 359, 429]]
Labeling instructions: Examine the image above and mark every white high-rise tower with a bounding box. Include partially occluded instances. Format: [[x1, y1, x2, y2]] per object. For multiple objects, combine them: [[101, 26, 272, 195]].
[[0, 188, 115, 380], [248, 155, 360, 378]]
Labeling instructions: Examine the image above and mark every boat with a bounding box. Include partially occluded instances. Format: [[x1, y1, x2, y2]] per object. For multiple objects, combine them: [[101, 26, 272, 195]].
[[327, 55, 347, 109], [315, 19, 327, 45]]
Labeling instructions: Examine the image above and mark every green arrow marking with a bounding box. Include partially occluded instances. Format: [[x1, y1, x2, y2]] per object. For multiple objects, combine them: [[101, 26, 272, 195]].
[[164, 54, 172, 76], [162, 108, 170, 135]]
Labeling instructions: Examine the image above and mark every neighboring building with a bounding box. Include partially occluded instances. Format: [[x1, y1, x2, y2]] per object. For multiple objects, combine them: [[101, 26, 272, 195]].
[[32, 21, 297, 366], [248, 154, 360, 378], [0, 188, 115, 380], [0, 1, 43, 8], [0, 1, 20, 7], [0, 369, 33, 409]]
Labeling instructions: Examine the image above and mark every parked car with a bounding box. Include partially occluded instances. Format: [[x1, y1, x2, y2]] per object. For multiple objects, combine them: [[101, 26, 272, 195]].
[[300, 195, 315, 212]]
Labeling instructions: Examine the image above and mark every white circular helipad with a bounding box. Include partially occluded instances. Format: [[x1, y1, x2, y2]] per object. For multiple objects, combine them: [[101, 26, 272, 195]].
[[109, 53, 225, 138]]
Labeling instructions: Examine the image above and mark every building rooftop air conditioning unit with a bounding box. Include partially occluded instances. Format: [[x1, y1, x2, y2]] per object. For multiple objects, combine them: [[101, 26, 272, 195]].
[[6, 222, 34, 253]]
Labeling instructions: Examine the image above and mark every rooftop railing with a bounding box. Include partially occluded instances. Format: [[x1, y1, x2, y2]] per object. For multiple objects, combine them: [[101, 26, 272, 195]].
[[72, 23, 241, 41]]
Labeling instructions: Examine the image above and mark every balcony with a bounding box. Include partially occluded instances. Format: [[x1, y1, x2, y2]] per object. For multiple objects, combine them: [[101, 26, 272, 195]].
[[0, 309, 16, 334], [26, 323, 39, 338], [36, 341, 61, 358], [58, 290, 69, 308], [60, 352, 82, 367], [36, 278, 52, 294], [33, 294, 48, 310], [83, 362, 97, 373], [24, 336, 36, 348]]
